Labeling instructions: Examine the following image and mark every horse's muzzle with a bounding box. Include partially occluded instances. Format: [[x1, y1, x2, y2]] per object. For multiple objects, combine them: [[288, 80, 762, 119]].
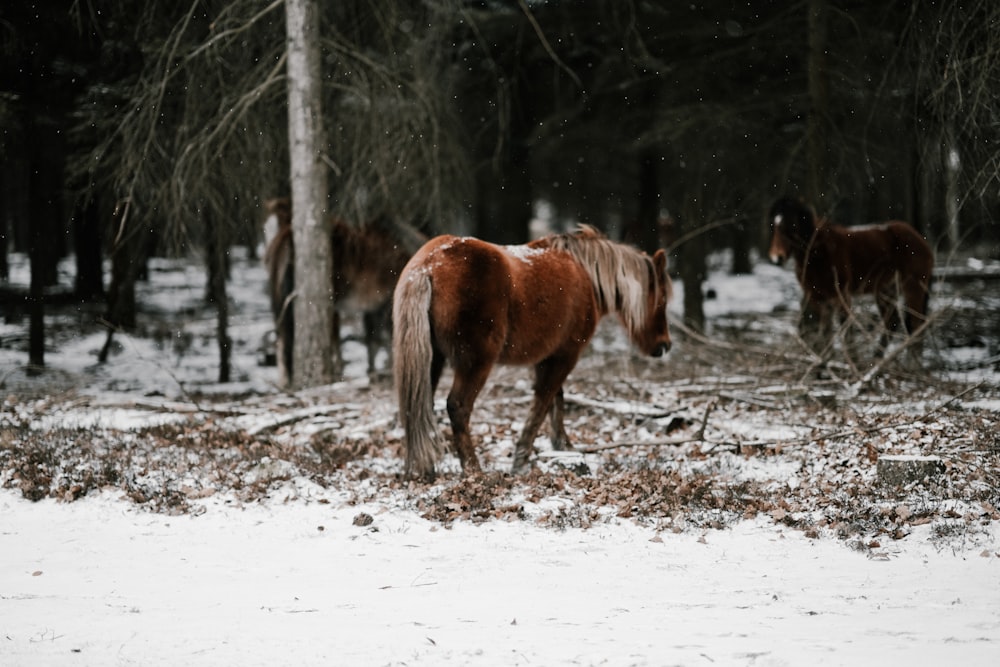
[[651, 341, 671, 357]]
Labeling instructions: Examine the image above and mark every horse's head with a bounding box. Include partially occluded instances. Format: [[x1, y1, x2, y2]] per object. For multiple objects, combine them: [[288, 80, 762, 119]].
[[634, 249, 673, 358], [768, 196, 816, 265]]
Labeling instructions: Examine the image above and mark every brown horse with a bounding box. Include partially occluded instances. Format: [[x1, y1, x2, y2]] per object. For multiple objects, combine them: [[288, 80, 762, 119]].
[[263, 197, 424, 385], [393, 225, 673, 480], [767, 196, 934, 356]]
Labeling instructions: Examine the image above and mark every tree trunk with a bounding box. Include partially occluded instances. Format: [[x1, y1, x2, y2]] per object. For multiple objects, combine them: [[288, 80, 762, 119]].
[[27, 216, 45, 372], [475, 153, 532, 244], [72, 190, 105, 301], [944, 126, 961, 250], [25, 113, 64, 371], [627, 148, 662, 254], [204, 207, 232, 383], [677, 197, 707, 333], [98, 203, 143, 363], [730, 217, 753, 275], [806, 0, 831, 206], [285, 0, 334, 387], [0, 169, 8, 283]]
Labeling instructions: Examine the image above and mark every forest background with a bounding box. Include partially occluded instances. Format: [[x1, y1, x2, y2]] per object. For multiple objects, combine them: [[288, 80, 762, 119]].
[[2, 0, 999, 387]]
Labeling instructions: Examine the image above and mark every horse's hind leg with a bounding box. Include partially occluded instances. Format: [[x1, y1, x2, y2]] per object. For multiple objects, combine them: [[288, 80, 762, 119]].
[[512, 355, 577, 474], [446, 362, 493, 475], [549, 389, 573, 451]]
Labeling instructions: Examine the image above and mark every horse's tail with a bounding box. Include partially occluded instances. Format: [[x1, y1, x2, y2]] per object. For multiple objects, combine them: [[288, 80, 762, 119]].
[[392, 269, 443, 479]]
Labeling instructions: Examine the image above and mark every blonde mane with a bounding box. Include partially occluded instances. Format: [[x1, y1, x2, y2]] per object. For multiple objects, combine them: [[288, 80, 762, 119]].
[[534, 225, 659, 335]]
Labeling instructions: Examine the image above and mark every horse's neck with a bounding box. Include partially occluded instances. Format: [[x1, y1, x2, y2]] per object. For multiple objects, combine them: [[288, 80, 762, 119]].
[[332, 222, 410, 285], [370, 213, 427, 256], [794, 224, 841, 275]]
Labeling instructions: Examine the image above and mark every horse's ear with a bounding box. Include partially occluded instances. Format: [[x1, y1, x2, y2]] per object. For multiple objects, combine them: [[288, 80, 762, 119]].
[[653, 248, 668, 275]]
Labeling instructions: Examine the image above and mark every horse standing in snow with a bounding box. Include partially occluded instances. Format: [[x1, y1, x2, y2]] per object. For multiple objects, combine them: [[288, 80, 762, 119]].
[[393, 225, 673, 480], [262, 197, 425, 385], [767, 196, 934, 358]]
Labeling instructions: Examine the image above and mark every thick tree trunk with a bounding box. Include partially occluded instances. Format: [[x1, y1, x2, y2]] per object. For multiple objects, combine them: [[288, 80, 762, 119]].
[[285, 0, 334, 387], [25, 113, 65, 371], [72, 190, 105, 301]]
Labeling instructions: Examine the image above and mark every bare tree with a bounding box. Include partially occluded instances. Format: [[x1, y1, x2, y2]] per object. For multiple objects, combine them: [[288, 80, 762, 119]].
[[285, 0, 335, 387]]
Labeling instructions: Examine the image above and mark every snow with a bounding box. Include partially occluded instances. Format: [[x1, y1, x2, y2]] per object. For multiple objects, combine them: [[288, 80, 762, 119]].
[[503, 243, 547, 263], [2, 492, 997, 666], [2, 247, 1000, 665]]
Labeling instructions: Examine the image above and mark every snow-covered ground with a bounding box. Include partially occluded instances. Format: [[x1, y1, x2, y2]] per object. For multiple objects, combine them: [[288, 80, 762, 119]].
[[2, 245, 999, 666], [2, 491, 997, 666]]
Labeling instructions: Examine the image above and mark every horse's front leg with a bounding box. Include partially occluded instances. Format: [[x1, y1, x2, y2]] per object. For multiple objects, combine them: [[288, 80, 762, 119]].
[[798, 299, 825, 355], [512, 356, 577, 474]]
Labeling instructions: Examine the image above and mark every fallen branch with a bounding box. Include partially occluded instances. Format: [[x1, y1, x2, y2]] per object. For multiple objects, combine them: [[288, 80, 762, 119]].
[[578, 400, 715, 452], [244, 403, 368, 436], [577, 383, 982, 455], [563, 392, 674, 417]]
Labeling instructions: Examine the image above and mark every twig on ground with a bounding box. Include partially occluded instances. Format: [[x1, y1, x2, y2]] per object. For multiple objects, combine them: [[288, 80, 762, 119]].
[[577, 383, 983, 455], [578, 400, 715, 452]]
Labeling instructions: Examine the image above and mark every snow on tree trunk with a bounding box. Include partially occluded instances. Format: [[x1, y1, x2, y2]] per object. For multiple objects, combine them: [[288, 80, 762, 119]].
[[285, 0, 334, 387]]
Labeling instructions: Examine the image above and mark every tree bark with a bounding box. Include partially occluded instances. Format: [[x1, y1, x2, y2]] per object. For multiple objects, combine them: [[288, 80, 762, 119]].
[[98, 202, 144, 363], [72, 190, 105, 301], [677, 197, 707, 333], [285, 0, 334, 387], [25, 113, 64, 371], [204, 206, 232, 383], [628, 148, 663, 254], [730, 217, 753, 275]]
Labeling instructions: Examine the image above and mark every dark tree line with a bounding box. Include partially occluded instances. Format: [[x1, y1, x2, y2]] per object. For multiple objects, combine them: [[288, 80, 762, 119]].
[[2, 1, 998, 382]]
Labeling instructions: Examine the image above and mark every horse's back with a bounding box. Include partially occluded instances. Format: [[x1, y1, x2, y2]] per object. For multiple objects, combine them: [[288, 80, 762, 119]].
[[402, 235, 597, 366], [332, 219, 413, 313], [885, 221, 934, 276], [832, 221, 932, 292]]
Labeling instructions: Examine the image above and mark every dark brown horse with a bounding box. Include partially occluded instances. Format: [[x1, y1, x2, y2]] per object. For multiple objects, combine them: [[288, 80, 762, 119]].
[[393, 225, 673, 479], [767, 196, 934, 356], [263, 197, 424, 385]]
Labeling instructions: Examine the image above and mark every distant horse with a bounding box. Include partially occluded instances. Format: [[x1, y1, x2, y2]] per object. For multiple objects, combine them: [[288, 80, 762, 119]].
[[263, 197, 424, 385], [767, 196, 934, 356], [393, 225, 673, 480]]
